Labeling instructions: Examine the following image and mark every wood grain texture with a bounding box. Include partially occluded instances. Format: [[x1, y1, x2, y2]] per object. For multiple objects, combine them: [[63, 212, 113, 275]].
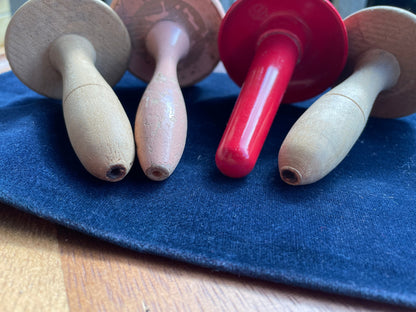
[[0, 203, 69, 312], [0, 202, 411, 312], [0, 48, 413, 312]]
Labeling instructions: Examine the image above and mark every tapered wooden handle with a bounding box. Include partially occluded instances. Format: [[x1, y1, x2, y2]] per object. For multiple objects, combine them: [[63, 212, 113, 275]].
[[49, 34, 135, 182], [135, 21, 189, 181], [278, 49, 400, 185]]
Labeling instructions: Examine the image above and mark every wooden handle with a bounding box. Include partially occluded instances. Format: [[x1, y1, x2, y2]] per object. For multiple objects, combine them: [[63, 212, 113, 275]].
[[49, 34, 135, 182], [278, 49, 400, 185], [135, 21, 190, 181], [215, 33, 300, 178]]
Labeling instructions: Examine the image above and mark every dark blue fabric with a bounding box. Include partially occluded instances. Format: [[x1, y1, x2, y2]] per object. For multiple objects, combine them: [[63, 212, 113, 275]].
[[1, 71, 415, 308]]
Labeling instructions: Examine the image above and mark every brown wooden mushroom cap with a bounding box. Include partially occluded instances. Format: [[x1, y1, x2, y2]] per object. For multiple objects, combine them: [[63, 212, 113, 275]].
[[5, 0, 131, 99], [344, 6, 416, 118], [111, 0, 224, 87]]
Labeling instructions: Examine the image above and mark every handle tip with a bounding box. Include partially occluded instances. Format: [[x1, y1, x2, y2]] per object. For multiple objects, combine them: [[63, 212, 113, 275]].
[[280, 166, 303, 186], [145, 166, 171, 182], [105, 165, 128, 182], [215, 147, 256, 178]]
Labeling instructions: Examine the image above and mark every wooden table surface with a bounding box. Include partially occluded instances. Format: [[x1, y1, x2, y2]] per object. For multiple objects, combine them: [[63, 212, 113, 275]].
[[0, 50, 412, 312]]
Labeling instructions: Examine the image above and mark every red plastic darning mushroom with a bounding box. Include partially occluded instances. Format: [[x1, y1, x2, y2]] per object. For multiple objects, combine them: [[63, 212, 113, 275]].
[[215, 0, 348, 178]]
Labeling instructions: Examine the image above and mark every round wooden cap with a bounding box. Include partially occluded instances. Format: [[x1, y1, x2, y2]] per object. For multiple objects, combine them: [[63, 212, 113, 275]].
[[5, 0, 131, 99], [111, 0, 224, 87], [218, 0, 348, 103], [344, 6, 416, 118]]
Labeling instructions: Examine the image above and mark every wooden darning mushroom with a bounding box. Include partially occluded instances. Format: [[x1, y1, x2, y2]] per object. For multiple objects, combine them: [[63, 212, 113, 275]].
[[5, 0, 135, 182], [279, 6, 416, 185], [112, 0, 224, 181]]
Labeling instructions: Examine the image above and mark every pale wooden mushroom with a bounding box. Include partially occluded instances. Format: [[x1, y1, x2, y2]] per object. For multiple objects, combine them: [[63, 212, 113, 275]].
[[278, 6, 416, 185], [5, 0, 135, 182], [112, 0, 224, 181]]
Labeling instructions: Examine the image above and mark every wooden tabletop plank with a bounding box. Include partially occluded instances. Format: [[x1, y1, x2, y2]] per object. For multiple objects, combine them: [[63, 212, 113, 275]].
[[57, 222, 412, 312], [0, 203, 70, 312]]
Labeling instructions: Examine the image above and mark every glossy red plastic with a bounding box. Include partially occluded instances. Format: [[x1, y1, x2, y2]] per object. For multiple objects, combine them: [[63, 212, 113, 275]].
[[215, 0, 348, 178]]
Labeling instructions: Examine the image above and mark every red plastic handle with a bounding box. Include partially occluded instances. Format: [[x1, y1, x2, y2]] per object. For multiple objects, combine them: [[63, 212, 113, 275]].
[[216, 33, 299, 178]]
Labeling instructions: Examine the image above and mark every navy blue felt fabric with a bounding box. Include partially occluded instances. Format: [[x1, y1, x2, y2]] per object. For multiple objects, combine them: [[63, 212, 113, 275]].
[[1, 71, 416, 307]]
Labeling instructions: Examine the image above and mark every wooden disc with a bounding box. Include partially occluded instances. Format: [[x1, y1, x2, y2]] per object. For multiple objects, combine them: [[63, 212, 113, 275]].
[[5, 0, 131, 99], [344, 6, 416, 118], [111, 0, 224, 87]]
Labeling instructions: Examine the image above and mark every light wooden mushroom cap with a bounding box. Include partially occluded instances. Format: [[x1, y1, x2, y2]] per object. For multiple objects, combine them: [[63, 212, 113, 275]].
[[5, 0, 131, 99], [111, 0, 224, 87], [344, 6, 416, 118]]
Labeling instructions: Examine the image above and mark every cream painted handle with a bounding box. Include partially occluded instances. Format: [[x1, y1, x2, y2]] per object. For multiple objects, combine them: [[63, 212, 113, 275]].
[[135, 21, 190, 181], [278, 49, 400, 185], [49, 34, 135, 182]]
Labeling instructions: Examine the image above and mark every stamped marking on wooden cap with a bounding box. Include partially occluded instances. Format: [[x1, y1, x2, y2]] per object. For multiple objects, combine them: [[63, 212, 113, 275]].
[[112, 0, 224, 87]]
